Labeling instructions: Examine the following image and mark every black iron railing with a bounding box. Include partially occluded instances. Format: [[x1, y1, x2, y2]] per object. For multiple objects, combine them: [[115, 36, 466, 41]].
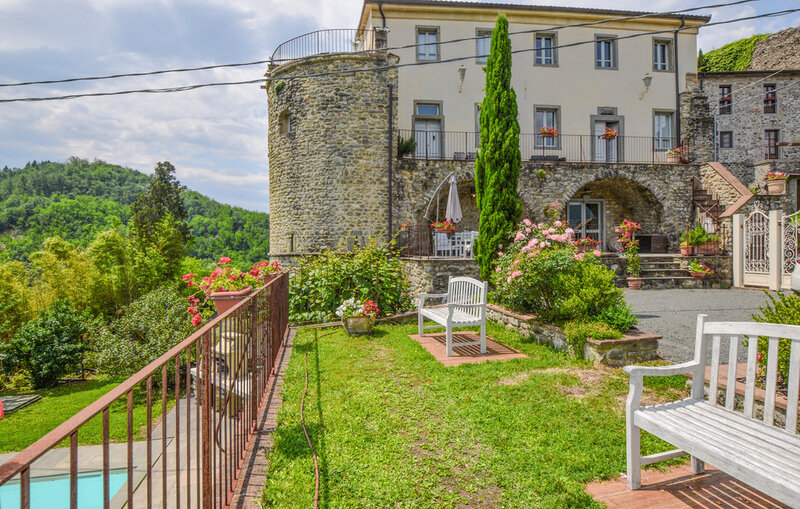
[[271, 29, 375, 63], [0, 274, 289, 509], [396, 129, 687, 164]]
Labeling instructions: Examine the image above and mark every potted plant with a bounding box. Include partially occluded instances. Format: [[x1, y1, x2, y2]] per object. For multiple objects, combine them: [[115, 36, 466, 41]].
[[397, 136, 417, 159], [575, 237, 601, 253], [679, 229, 693, 256], [765, 172, 788, 195], [688, 259, 714, 278], [336, 298, 379, 336], [680, 225, 707, 255], [601, 127, 619, 140], [539, 126, 558, 138], [183, 257, 281, 323], [696, 233, 721, 256], [431, 220, 456, 233], [666, 147, 684, 164], [617, 219, 643, 289]]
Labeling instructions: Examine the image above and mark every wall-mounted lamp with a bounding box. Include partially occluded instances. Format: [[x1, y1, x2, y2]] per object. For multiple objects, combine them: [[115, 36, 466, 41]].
[[642, 73, 653, 88], [458, 64, 467, 93]]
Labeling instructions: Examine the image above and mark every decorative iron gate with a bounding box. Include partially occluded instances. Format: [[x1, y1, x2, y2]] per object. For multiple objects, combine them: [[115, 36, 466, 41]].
[[783, 211, 800, 287], [744, 210, 770, 287]]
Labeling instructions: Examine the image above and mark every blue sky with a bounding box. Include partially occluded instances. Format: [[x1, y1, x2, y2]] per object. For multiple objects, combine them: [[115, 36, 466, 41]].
[[0, 0, 797, 212]]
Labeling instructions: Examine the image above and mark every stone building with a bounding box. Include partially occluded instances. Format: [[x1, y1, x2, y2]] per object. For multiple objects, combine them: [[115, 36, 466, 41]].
[[264, 1, 796, 290]]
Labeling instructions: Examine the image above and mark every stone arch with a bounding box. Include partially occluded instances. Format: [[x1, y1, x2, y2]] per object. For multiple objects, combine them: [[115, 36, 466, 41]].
[[558, 168, 669, 207], [416, 169, 474, 221]]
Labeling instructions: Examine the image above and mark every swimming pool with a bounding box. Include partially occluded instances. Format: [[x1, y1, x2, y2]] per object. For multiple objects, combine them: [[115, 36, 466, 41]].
[[0, 470, 127, 509]]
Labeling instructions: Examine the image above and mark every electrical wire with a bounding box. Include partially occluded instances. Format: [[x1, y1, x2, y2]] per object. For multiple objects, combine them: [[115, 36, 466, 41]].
[[0, 0, 766, 89], [0, 6, 798, 103]]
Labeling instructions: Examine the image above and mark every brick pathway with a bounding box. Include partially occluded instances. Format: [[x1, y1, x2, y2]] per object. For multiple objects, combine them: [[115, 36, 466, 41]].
[[409, 331, 527, 366], [586, 463, 789, 508], [229, 328, 295, 508]]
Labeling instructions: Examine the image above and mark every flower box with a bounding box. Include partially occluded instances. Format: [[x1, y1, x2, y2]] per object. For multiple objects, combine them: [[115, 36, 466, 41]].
[[766, 179, 786, 195], [695, 241, 720, 256], [667, 154, 680, 164], [210, 286, 253, 314]]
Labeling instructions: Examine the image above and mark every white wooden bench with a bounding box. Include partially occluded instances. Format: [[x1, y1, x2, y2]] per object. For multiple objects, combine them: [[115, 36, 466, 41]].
[[625, 314, 800, 506], [417, 276, 488, 357]]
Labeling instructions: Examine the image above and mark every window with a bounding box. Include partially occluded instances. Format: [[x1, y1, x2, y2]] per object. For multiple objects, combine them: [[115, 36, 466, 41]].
[[595, 35, 616, 69], [535, 106, 559, 147], [279, 111, 292, 134], [765, 130, 779, 159], [476, 29, 491, 64], [764, 84, 777, 114], [535, 33, 557, 66], [416, 103, 439, 116], [719, 131, 733, 149], [416, 27, 439, 61], [719, 85, 732, 115], [653, 112, 674, 150], [653, 40, 672, 71]]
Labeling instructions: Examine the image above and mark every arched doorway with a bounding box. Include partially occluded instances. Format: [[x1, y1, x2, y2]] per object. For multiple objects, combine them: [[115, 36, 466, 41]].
[[567, 177, 663, 252]]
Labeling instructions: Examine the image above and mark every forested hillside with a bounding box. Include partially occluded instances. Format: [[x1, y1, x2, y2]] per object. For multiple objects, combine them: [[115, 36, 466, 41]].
[[0, 158, 269, 263]]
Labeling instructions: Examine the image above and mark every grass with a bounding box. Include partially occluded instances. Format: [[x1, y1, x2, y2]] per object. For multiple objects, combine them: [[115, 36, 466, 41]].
[[262, 321, 688, 508], [0, 378, 175, 454]]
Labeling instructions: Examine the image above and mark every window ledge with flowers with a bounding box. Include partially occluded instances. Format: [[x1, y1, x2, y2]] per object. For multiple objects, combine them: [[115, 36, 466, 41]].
[[486, 202, 659, 364]]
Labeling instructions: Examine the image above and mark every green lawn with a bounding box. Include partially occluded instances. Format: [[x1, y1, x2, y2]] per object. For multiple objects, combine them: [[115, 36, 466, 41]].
[[262, 321, 687, 508], [0, 379, 174, 453]]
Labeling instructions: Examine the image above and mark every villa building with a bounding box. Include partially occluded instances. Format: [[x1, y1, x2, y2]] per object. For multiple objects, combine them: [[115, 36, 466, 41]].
[[265, 0, 798, 291]]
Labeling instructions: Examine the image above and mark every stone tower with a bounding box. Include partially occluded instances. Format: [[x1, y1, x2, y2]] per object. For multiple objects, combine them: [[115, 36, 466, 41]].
[[266, 53, 399, 265]]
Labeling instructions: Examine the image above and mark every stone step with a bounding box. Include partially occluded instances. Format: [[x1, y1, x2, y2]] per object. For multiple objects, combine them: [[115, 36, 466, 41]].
[[640, 276, 709, 290], [640, 268, 688, 276]]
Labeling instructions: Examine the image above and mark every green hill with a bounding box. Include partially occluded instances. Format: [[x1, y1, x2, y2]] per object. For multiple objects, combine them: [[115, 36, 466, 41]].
[[0, 157, 269, 263]]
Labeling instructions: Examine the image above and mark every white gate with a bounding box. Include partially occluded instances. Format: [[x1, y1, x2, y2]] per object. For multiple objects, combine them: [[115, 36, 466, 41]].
[[743, 210, 770, 287], [783, 211, 800, 288]]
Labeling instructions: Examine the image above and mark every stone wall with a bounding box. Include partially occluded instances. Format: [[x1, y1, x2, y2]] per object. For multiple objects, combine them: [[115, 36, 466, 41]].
[[267, 53, 399, 258], [750, 26, 800, 71], [680, 81, 715, 163], [396, 159, 698, 252], [401, 257, 480, 296], [692, 71, 800, 164]]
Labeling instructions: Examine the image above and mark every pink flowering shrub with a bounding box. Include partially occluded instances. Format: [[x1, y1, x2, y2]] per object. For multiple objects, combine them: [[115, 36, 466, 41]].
[[492, 203, 635, 329]]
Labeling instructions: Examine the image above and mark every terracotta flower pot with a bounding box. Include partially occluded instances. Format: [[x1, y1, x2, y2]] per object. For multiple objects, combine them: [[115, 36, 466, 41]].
[[695, 242, 720, 256], [667, 154, 680, 164], [601, 134, 617, 140], [210, 286, 253, 315], [680, 245, 694, 256], [766, 179, 787, 195], [689, 272, 707, 278], [343, 315, 376, 336], [626, 277, 644, 290]]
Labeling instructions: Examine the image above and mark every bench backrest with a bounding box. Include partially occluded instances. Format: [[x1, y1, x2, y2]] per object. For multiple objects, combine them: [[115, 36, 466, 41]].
[[693, 314, 800, 434], [447, 276, 487, 317]]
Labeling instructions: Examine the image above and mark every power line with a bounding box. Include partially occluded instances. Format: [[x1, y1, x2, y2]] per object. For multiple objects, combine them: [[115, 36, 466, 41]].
[[0, 6, 797, 103], [0, 0, 762, 88]]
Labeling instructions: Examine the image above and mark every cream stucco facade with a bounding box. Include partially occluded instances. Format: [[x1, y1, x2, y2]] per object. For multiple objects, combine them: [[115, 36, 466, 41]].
[[359, 0, 707, 159]]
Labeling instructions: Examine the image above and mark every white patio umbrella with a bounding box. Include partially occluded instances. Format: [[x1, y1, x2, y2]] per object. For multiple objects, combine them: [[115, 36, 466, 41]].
[[445, 174, 462, 224]]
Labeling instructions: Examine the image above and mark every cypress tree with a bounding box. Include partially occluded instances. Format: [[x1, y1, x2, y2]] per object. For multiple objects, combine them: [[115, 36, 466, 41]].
[[474, 13, 522, 280]]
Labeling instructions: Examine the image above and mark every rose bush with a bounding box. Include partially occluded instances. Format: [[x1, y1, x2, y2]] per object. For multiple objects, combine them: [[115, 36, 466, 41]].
[[492, 203, 636, 333]]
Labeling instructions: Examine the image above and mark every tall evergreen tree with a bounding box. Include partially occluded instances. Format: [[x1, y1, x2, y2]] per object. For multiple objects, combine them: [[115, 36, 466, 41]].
[[474, 13, 522, 280], [130, 161, 189, 243]]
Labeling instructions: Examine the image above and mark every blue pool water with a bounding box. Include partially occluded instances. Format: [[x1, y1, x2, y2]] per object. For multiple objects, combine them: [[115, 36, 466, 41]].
[[0, 471, 127, 509]]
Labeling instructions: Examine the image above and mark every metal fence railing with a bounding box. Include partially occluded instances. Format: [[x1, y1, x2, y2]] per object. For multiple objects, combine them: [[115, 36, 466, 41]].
[[0, 273, 289, 509], [271, 29, 375, 63], [396, 129, 687, 164]]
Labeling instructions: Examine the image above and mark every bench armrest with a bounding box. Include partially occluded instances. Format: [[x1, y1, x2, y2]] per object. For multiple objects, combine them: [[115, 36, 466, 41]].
[[446, 302, 485, 309], [624, 361, 698, 377], [419, 293, 448, 308]]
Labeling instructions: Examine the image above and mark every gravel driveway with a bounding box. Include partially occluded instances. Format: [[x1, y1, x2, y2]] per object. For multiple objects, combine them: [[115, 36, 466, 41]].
[[624, 288, 779, 364]]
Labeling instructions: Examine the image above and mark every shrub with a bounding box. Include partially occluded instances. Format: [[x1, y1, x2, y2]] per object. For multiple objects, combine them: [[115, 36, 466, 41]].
[[563, 320, 622, 354], [289, 236, 412, 322], [397, 136, 416, 158], [92, 286, 193, 378], [596, 303, 638, 333], [751, 290, 800, 382], [1, 300, 89, 389], [492, 206, 633, 328]]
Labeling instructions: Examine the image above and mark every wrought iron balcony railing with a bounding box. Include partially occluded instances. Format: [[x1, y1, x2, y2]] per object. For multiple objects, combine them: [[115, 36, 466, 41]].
[[271, 28, 375, 64]]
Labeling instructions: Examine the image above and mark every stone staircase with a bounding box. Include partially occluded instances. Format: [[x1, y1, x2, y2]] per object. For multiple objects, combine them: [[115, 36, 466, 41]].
[[639, 254, 708, 289]]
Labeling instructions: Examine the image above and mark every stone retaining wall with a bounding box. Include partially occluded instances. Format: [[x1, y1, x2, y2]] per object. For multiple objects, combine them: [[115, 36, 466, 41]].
[[401, 257, 480, 296], [486, 304, 661, 366]]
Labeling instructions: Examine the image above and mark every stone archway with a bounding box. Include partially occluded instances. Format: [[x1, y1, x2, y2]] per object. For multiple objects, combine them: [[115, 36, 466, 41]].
[[566, 177, 664, 251]]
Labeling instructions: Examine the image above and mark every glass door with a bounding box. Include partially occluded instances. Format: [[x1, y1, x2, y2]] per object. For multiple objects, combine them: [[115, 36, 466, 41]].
[[594, 121, 618, 162], [567, 200, 605, 248], [414, 118, 442, 159]]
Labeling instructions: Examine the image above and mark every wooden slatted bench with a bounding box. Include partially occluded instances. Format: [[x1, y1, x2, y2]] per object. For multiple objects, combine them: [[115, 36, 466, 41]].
[[417, 276, 488, 357], [625, 314, 800, 506]]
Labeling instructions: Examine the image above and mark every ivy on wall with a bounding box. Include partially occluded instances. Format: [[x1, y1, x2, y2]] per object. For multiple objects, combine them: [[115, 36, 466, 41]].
[[698, 33, 769, 72]]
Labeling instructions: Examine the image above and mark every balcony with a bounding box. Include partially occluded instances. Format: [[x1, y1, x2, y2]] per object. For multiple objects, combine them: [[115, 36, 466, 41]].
[[396, 130, 686, 165], [270, 29, 376, 64]]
